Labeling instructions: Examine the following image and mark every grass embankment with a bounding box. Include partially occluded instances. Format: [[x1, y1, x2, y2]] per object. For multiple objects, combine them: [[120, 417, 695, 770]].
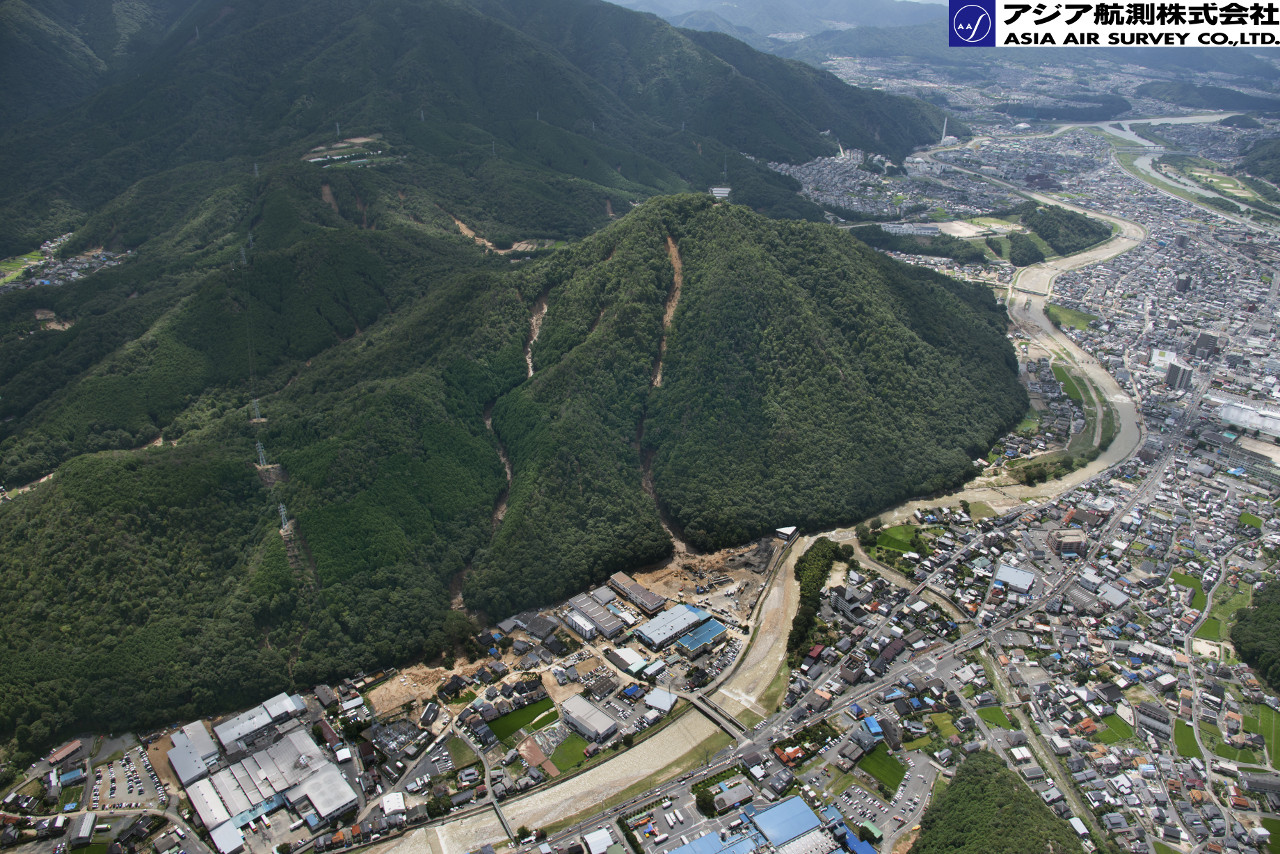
[[543, 729, 735, 834]]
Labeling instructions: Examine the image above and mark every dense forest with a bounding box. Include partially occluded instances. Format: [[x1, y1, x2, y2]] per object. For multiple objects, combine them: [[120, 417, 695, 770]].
[[848, 225, 987, 266], [0, 0, 1022, 761], [787, 538, 853, 660], [1232, 583, 1280, 693], [0, 195, 1026, 756], [1244, 139, 1280, 187], [1018, 204, 1112, 256], [909, 751, 1084, 854], [1008, 233, 1045, 267]]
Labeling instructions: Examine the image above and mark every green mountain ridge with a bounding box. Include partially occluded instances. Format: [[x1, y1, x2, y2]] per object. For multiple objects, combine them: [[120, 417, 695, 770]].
[[0, 0, 1024, 760], [0, 0, 194, 120], [0, 0, 953, 257], [0, 194, 1025, 755]]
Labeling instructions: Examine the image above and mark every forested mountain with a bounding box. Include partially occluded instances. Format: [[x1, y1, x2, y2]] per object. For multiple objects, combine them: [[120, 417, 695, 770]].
[[909, 751, 1084, 854], [0, 193, 1024, 754], [1232, 583, 1280, 692], [0, 0, 195, 120], [1243, 139, 1280, 187], [0, 0, 1022, 759], [0, 0, 953, 257]]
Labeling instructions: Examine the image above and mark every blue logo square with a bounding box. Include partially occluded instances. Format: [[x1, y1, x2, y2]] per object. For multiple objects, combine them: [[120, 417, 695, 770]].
[[950, 0, 996, 46]]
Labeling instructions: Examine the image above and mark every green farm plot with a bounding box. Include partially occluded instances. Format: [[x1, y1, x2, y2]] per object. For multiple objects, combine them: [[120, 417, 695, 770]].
[[1044, 303, 1100, 331], [930, 713, 958, 739], [1051, 364, 1083, 404], [1263, 818, 1280, 854], [1171, 571, 1207, 610], [1094, 714, 1133, 744], [1244, 704, 1280, 768], [1195, 618, 1222, 641], [876, 525, 916, 553], [1241, 512, 1264, 529], [967, 502, 996, 520], [0, 250, 41, 284], [1015, 409, 1042, 434], [550, 734, 590, 772], [58, 785, 84, 810], [489, 697, 555, 741], [976, 706, 1014, 729], [858, 744, 907, 791], [1175, 720, 1202, 759], [1153, 842, 1181, 854], [1202, 722, 1258, 763], [447, 736, 477, 768], [1210, 586, 1252, 626]]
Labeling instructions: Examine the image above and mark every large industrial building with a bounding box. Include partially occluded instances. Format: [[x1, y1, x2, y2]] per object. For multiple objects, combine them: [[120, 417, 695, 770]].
[[636, 604, 710, 649], [168, 732, 212, 787], [568, 593, 624, 638], [213, 693, 306, 755], [69, 813, 96, 849], [676, 618, 728, 658], [608, 572, 667, 615], [664, 797, 840, 854], [186, 730, 357, 852], [993, 563, 1035, 596], [560, 694, 618, 742]]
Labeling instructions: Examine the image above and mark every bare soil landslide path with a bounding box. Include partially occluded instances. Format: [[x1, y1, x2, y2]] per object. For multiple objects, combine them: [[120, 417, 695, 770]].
[[652, 236, 683, 388], [526, 295, 548, 379], [483, 402, 512, 528]]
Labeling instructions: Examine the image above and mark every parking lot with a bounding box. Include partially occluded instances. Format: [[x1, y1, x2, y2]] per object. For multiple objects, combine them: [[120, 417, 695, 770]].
[[90, 745, 167, 812]]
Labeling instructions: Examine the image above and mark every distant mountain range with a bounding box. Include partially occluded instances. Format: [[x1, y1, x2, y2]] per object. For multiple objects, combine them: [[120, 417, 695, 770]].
[[599, 0, 1278, 87], [0, 0, 958, 258]]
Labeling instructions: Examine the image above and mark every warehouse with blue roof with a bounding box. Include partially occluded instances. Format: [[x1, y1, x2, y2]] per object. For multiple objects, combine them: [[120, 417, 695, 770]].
[[664, 796, 837, 854], [676, 618, 728, 658], [752, 796, 822, 845]]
